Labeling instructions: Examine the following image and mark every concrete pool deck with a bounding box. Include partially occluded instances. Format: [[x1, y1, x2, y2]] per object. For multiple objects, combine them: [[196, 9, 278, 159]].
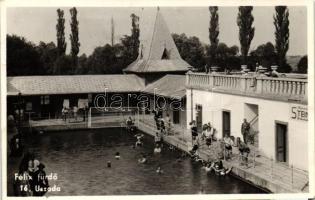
[[136, 117, 309, 194], [27, 115, 309, 193]]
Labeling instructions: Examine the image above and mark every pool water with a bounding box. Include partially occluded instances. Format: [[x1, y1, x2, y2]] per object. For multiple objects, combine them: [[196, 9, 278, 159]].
[[8, 128, 265, 195]]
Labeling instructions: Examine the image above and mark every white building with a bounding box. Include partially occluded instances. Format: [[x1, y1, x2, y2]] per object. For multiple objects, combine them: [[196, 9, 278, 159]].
[[186, 71, 308, 171]]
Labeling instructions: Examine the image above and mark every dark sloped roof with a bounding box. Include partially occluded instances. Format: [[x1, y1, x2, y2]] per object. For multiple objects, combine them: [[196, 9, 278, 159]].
[[143, 74, 186, 99], [7, 75, 145, 96]]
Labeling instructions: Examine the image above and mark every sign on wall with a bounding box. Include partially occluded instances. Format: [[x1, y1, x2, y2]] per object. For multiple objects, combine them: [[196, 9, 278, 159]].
[[291, 105, 308, 121]]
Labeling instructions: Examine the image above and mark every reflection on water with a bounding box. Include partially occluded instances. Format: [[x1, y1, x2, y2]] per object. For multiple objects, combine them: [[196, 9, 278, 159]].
[[8, 128, 265, 195]]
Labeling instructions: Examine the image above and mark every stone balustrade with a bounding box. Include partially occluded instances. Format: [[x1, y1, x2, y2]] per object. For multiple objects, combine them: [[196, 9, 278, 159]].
[[186, 72, 308, 104]]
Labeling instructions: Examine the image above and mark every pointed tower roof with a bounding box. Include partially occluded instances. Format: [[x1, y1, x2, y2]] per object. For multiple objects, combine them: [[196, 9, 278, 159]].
[[124, 8, 192, 73]]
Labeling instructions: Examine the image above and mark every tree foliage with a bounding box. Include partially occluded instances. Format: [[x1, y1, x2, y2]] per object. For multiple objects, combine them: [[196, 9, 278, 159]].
[[69, 7, 80, 68], [237, 6, 255, 64], [213, 43, 240, 71], [37, 41, 59, 75], [274, 6, 291, 73], [53, 54, 74, 75], [130, 13, 140, 61], [82, 44, 125, 74], [172, 33, 206, 71], [297, 55, 307, 74], [56, 9, 67, 56], [208, 6, 219, 69], [7, 35, 43, 76], [248, 42, 277, 70]]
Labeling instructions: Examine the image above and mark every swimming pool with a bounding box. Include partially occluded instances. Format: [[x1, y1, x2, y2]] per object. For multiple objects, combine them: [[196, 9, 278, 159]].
[[8, 128, 265, 195]]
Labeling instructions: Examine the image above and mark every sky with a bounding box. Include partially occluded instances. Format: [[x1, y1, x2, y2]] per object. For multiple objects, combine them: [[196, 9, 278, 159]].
[[7, 6, 307, 56]]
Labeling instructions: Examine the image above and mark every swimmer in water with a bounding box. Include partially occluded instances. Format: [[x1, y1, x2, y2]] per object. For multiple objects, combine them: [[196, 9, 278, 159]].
[[153, 144, 162, 154], [135, 133, 144, 147], [198, 186, 205, 194], [205, 162, 214, 173], [115, 152, 120, 160], [138, 155, 147, 163], [156, 166, 163, 174]]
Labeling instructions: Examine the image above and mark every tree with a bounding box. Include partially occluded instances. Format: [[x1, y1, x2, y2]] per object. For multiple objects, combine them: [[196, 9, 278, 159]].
[[53, 54, 73, 75], [249, 42, 277, 70], [120, 35, 135, 67], [119, 13, 140, 69], [130, 13, 140, 61], [214, 43, 240, 71], [237, 6, 255, 64], [75, 54, 88, 74], [172, 33, 206, 71], [274, 6, 291, 72], [56, 9, 67, 56], [69, 7, 80, 71], [85, 44, 125, 74], [7, 35, 43, 76], [297, 55, 307, 74], [36, 41, 59, 75], [208, 6, 219, 71]]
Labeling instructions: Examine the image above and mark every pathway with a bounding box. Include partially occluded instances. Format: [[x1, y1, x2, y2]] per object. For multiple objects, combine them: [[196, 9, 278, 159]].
[[137, 114, 309, 193]]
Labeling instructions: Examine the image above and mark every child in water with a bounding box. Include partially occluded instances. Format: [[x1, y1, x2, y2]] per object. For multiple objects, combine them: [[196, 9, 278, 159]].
[[135, 133, 144, 147], [107, 161, 111, 168], [156, 166, 163, 174], [115, 152, 120, 160], [138, 154, 147, 163], [154, 144, 162, 154], [212, 159, 232, 176]]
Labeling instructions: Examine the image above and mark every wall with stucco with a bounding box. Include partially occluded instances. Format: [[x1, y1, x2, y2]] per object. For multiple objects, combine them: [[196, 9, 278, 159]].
[[186, 89, 308, 171]]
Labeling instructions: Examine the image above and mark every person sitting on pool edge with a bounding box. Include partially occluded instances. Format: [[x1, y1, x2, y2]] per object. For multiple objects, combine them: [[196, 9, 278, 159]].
[[189, 136, 199, 155], [223, 135, 234, 160], [126, 116, 134, 132], [154, 132, 162, 146], [189, 120, 198, 143]]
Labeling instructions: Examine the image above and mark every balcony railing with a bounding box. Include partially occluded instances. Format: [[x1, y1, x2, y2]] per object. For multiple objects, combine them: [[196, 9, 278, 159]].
[[186, 72, 308, 103]]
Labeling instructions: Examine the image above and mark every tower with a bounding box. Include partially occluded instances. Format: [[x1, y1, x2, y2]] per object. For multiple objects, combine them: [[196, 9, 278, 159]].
[[124, 8, 192, 85]]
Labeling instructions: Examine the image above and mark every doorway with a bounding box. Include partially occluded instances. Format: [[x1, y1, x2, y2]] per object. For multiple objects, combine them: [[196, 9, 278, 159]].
[[222, 110, 231, 137], [196, 105, 202, 133], [173, 110, 180, 124], [275, 122, 288, 163]]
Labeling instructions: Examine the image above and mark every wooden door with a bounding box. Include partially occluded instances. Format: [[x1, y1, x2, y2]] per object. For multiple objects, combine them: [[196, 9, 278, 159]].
[[276, 123, 287, 162], [222, 111, 231, 137]]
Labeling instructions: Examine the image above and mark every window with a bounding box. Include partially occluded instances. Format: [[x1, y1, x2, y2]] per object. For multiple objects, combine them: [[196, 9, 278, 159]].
[[161, 48, 169, 59], [140, 44, 144, 59], [88, 94, 93, 103], [26, 102, 32, 111], [40, 95, 50, 105]]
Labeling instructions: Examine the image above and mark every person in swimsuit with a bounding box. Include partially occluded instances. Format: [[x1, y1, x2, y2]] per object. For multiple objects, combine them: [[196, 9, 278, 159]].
[[135, 133, 144, 147], [115, 152, 120, 160]]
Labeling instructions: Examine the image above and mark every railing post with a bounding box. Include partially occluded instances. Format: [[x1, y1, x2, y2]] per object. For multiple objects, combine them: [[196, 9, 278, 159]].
[[240, 77, 246, 92], [256, 78, 263, 94]]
